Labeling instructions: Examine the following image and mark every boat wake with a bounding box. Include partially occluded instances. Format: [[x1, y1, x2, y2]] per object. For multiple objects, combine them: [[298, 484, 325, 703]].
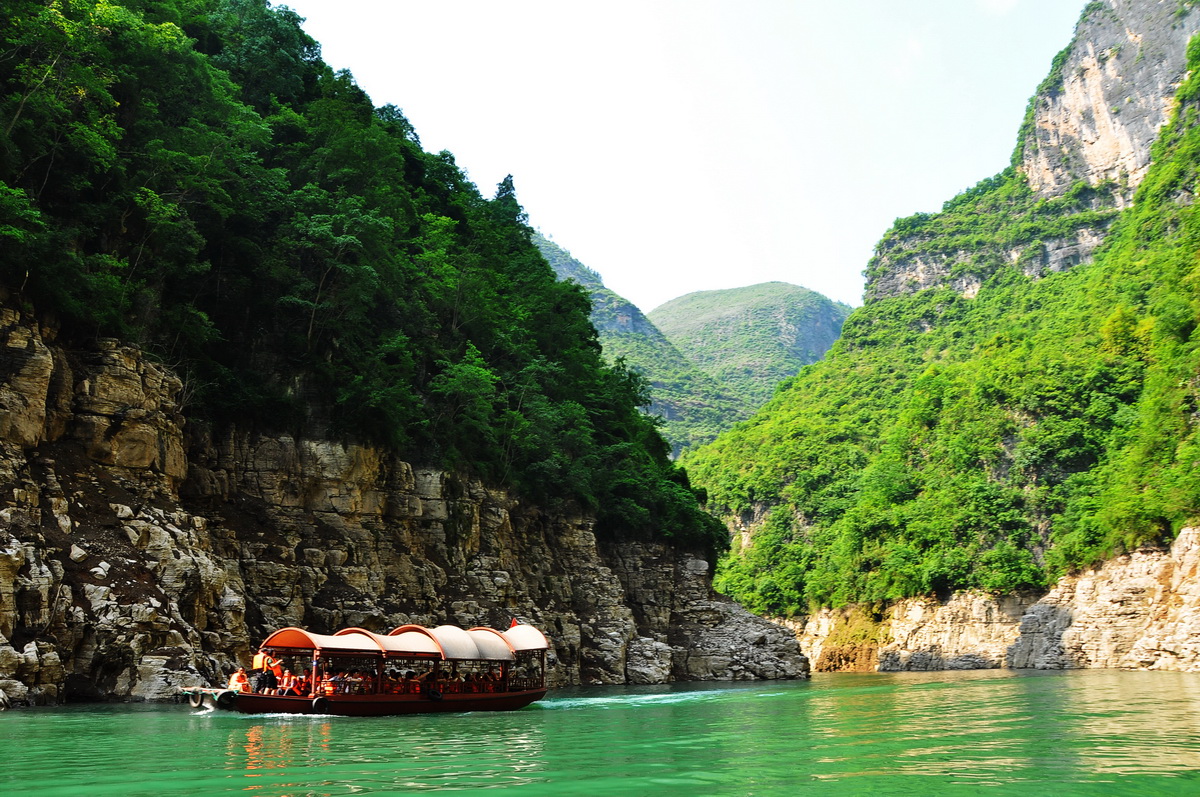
[[541, 689, 735, 711]]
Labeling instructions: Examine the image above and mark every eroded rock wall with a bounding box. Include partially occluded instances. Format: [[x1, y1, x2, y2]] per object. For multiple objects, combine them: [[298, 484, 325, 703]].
[[866, 0, 1199, 302], [795, 527, 1200, 673], [0, 309, 806, 705], [1022, 0, 1199, 201]]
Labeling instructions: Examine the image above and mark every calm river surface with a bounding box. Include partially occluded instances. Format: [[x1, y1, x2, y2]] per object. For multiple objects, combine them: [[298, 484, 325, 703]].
[[3, 669, 1199, 796]]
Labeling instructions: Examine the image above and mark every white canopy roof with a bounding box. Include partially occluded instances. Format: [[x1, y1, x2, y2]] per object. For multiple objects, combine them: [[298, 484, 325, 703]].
[[260, 622, 548, 661], [467, 627, 517, 661], [504, 624, 550, 651]]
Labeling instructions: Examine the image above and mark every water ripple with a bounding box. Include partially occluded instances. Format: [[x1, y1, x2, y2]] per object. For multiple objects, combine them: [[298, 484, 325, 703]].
[[4, 670, 1200, 795]]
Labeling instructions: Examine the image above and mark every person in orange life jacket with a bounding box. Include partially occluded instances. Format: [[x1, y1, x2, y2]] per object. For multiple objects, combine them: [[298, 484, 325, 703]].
[[277, 670, 298, 696], [228, 667, 250, 693], [255, 666, 279, 694], [253, 652, 284, 678]]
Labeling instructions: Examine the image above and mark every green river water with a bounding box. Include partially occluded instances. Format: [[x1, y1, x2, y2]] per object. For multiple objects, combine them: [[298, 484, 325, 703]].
[[2, 669, 1198, 796]]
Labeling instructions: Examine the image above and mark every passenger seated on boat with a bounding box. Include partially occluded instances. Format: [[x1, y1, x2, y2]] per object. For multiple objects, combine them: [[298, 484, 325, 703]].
[[445, 671, 465, 693], [329, 671, 347, 694], [228, 667, 251, 693], [278, 670, 298, 696], [385, 670, 403, 694], [346, 671, 365, 694], [403, 671, 419, 693]]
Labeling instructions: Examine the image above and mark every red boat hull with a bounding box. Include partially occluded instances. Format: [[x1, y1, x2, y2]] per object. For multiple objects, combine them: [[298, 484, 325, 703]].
[[230, 689, 547, 716]]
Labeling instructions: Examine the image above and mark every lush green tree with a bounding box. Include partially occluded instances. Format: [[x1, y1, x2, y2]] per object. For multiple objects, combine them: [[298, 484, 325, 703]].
[[0, 0, 723, 552]]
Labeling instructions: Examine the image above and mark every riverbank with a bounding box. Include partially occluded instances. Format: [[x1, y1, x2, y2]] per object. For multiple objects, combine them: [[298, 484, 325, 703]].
[[787, 527, 1200, 672], [0, 311, 806, 706]]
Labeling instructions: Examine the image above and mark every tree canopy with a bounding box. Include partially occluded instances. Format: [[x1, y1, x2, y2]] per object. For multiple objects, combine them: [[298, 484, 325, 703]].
[[0, 0, 723, 549]]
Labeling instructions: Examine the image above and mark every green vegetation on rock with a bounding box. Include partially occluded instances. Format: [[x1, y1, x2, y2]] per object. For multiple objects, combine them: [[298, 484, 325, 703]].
[[535, 234, 752, 454], [687, 34, 1200, 616], [0, 0, 724, 549], [649, 283, 851, 411]]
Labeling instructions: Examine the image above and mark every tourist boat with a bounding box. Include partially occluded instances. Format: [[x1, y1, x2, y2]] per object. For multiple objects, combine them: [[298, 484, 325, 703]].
[[181, 622, 550, 716]]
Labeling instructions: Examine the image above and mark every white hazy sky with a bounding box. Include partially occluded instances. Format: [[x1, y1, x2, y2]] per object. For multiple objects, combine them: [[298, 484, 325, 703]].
[[279, 0, 1084, 312]]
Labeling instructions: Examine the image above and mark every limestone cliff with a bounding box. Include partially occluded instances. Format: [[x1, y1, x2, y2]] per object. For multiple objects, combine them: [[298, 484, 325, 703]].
[[0, 307, 806, 706], [867, 0, 1199, 302], [794, 527, 1200, 673], [1021, 0, 1198, 201]]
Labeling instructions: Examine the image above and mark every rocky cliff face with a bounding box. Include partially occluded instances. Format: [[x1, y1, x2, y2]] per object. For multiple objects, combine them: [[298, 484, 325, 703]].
[[0, 307, 806, 706], [866, 0, 1198, 302], [1021, 0, 1198, 202], [795, 527, 1200, 673], [866, 227, 1113, 301]]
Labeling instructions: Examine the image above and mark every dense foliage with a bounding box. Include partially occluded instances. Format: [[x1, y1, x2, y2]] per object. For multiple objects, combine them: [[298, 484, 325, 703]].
[[535, 234, 752, 454], [0, 0, 724, 548], [687, 35, 1200, 616], [649, 283, 851, 411]]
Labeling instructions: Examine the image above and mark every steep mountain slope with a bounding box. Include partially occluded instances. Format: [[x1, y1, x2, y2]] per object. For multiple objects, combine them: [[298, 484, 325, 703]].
[[650, 283, 851, 410], [534, 234, 752, 453], [686, 0, 1200, 617]]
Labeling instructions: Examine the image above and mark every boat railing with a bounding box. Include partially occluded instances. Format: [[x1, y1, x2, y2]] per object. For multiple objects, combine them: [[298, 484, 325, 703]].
[[506, 677, 542, 691]]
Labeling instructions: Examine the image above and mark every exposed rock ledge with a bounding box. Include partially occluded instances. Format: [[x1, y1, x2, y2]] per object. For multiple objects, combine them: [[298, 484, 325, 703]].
[[0, 308, 807, 706], [793, 527, 1200, 673]]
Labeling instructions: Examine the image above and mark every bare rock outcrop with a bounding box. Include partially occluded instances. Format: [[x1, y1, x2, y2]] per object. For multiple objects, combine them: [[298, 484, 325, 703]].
[[0, 308, 806, 705], [866, 0, 1199, 302], [796, 527, 1200, 673], [1007, 527, 1200, 669], [1021, 0, 1199, 202]]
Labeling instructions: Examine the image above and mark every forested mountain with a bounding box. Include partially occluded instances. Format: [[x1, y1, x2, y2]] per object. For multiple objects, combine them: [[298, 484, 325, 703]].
[[534, 234, 751, 454], [649, 283, 851, 411], [685, 0, 1200, 616], [0, 0, 722, 547]]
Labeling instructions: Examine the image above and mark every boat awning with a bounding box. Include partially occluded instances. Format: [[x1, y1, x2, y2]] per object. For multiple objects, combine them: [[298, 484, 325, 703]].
[[467, 627, 516, 661], [336, 627, 440, 657], [429, 625, 482, 660], [383, 625, 445, 657], [504, 624, 550, 651], [260, 622, 549, 660], [385, 625, 516, 661], [259, 627, 383, 655]]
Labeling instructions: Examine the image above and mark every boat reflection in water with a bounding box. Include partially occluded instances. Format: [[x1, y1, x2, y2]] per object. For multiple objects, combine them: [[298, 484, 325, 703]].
[[183, 623, 550, 716]]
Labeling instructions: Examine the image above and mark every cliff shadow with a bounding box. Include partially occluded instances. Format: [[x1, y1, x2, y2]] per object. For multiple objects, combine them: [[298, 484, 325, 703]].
[[1004, 602, 1076, 669]]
